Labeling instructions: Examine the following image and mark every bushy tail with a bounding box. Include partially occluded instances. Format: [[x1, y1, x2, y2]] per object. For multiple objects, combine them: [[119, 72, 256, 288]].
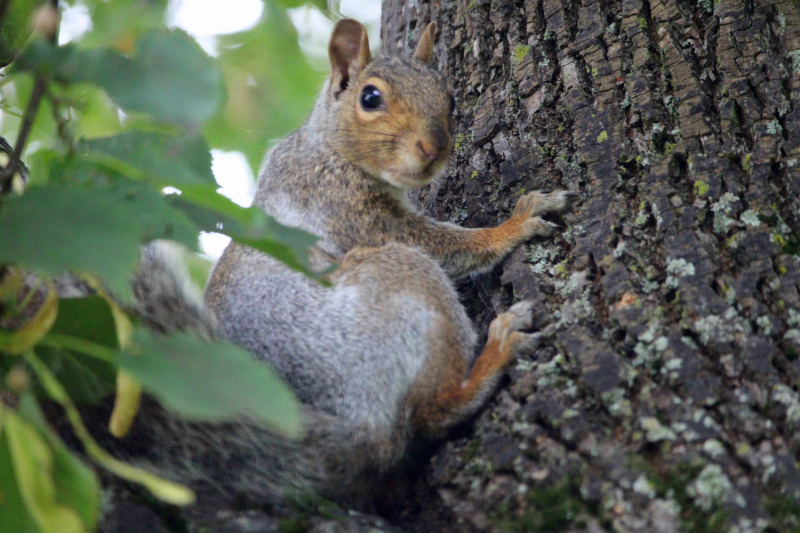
[[127, 401, 405, 502], [123, 241, 402, 502], [129, 241, 220, 340]]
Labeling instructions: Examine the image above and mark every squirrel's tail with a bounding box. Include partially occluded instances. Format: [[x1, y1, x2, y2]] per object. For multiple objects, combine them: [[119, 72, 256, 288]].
[[129, 241, 221, 340], [129, 401, 406, 502], [122, 241, 400, 501]]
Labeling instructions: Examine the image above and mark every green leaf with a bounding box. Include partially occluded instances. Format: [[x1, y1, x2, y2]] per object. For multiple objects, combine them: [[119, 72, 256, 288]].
[[0, 279, 57, 355], [172, 184, 322, 279], [65, 84, 125, 139], [2, 409, 84, 533], [47, 428, 100, 532], [13, 29, 225, 128], [0, 423, 42, 533], [0, 184, 138, 298], [50, 296, 117, 347], [34, 297, 119, 404], [80, 131, 216, 186], [16, 395, 100, 532], [74, 0, 169, 50], [120, 330, 301, 436], [26, 148, 61, 187], [177, 183, 319, 252], [22, 351, 195, 506], [103, 179, 200, 249], [45, 152, 119, 187], [0, 181, 199, 298], [112, 29, 225, 127], [34, 346, 116, 405], [0, 0, 42, 66], [204, 3, 323, 169]]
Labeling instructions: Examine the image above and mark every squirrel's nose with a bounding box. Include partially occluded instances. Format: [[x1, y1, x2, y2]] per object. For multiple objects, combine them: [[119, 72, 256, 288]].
[[417, 140, 441, 162]]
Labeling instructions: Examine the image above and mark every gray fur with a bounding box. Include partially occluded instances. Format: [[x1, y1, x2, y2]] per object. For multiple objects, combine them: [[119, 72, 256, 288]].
[[131, 242, 478, 502], [212, 243, 475, 429], [129, 241, 220, 339], [131, 400, 398, 501]]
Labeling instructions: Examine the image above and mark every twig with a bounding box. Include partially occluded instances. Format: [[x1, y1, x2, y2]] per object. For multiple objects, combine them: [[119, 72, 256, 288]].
[[48, 91, 75, 150], [0, 0, 59, 195], [0, 74, 48, 194]]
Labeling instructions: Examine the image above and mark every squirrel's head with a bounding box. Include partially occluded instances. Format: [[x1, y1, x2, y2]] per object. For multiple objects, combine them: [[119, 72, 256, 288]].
[[326, 19, 453, 190]]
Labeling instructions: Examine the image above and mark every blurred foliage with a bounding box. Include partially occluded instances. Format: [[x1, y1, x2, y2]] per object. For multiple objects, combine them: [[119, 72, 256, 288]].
[[1, 0, 328, 172], [205, 1, 322, 169], [0, 0, 335, 530], [76, 0, 170, 51], [13, 30, 227, 128], [0, 0, 43, 66]]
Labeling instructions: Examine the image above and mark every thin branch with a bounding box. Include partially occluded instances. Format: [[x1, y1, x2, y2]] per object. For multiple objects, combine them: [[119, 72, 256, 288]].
[[0, 74, 47, 194], [48, 91, 75, 150], [0, 0, 59, 195]]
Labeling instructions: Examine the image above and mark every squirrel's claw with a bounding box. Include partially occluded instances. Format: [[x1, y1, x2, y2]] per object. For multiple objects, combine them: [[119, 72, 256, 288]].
[[508, 331, 544, 355], [522, 217, 560, 237], [505, 300, 534, 330]]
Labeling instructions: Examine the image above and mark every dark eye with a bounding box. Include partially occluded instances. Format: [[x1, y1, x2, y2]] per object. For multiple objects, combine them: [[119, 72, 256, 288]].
[[449, 95, 456, 115], [360, 85, 383, 110]]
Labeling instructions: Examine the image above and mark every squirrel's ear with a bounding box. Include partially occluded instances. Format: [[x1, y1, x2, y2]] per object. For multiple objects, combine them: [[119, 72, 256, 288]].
[[413, 21, 437, 65], [328, 18, 371, 99]]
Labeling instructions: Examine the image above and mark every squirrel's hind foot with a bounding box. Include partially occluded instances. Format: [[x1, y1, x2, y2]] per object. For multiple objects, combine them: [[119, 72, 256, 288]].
[[488, 300, 541, 360]]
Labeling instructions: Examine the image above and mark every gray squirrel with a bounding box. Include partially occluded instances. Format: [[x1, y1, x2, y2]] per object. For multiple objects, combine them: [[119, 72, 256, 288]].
[[124, 18, 576, 503]]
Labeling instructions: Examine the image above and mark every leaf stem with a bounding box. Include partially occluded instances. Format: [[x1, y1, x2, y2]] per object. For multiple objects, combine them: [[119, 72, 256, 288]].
[[12, 276, 43, 318], [39, 333, 119, 363], [23, 349, 195, 505]]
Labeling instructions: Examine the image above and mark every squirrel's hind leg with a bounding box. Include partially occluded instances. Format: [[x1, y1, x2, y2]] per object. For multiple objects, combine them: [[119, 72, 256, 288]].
[[411, 301, 539, 433]]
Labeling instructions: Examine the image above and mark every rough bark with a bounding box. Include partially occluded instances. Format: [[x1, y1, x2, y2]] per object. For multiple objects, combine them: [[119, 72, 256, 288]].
[[379, 0, 800, 531]]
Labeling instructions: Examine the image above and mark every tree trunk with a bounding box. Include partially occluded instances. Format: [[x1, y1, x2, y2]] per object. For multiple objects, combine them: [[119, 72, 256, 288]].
[[381, 0, 800, 531]]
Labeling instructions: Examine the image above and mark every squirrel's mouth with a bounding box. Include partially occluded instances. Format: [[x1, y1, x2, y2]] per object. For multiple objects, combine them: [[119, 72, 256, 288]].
[[376, 154, 448, 189], [402, 162, 446, 187], [379, 166, 439, 189], [423, 158, 441, 174], [423, 158, 447, 179]]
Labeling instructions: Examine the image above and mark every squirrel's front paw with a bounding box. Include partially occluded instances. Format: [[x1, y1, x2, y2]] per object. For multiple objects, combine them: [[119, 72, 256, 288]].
[[488, 301, 540, 359], [512, 190, 577, 241], [513, 190, 578, 219]]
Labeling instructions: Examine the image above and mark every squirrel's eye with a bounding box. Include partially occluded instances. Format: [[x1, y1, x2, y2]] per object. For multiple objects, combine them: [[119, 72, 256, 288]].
[[360, 85, 383, 110], [449, 95, 456, 115]]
